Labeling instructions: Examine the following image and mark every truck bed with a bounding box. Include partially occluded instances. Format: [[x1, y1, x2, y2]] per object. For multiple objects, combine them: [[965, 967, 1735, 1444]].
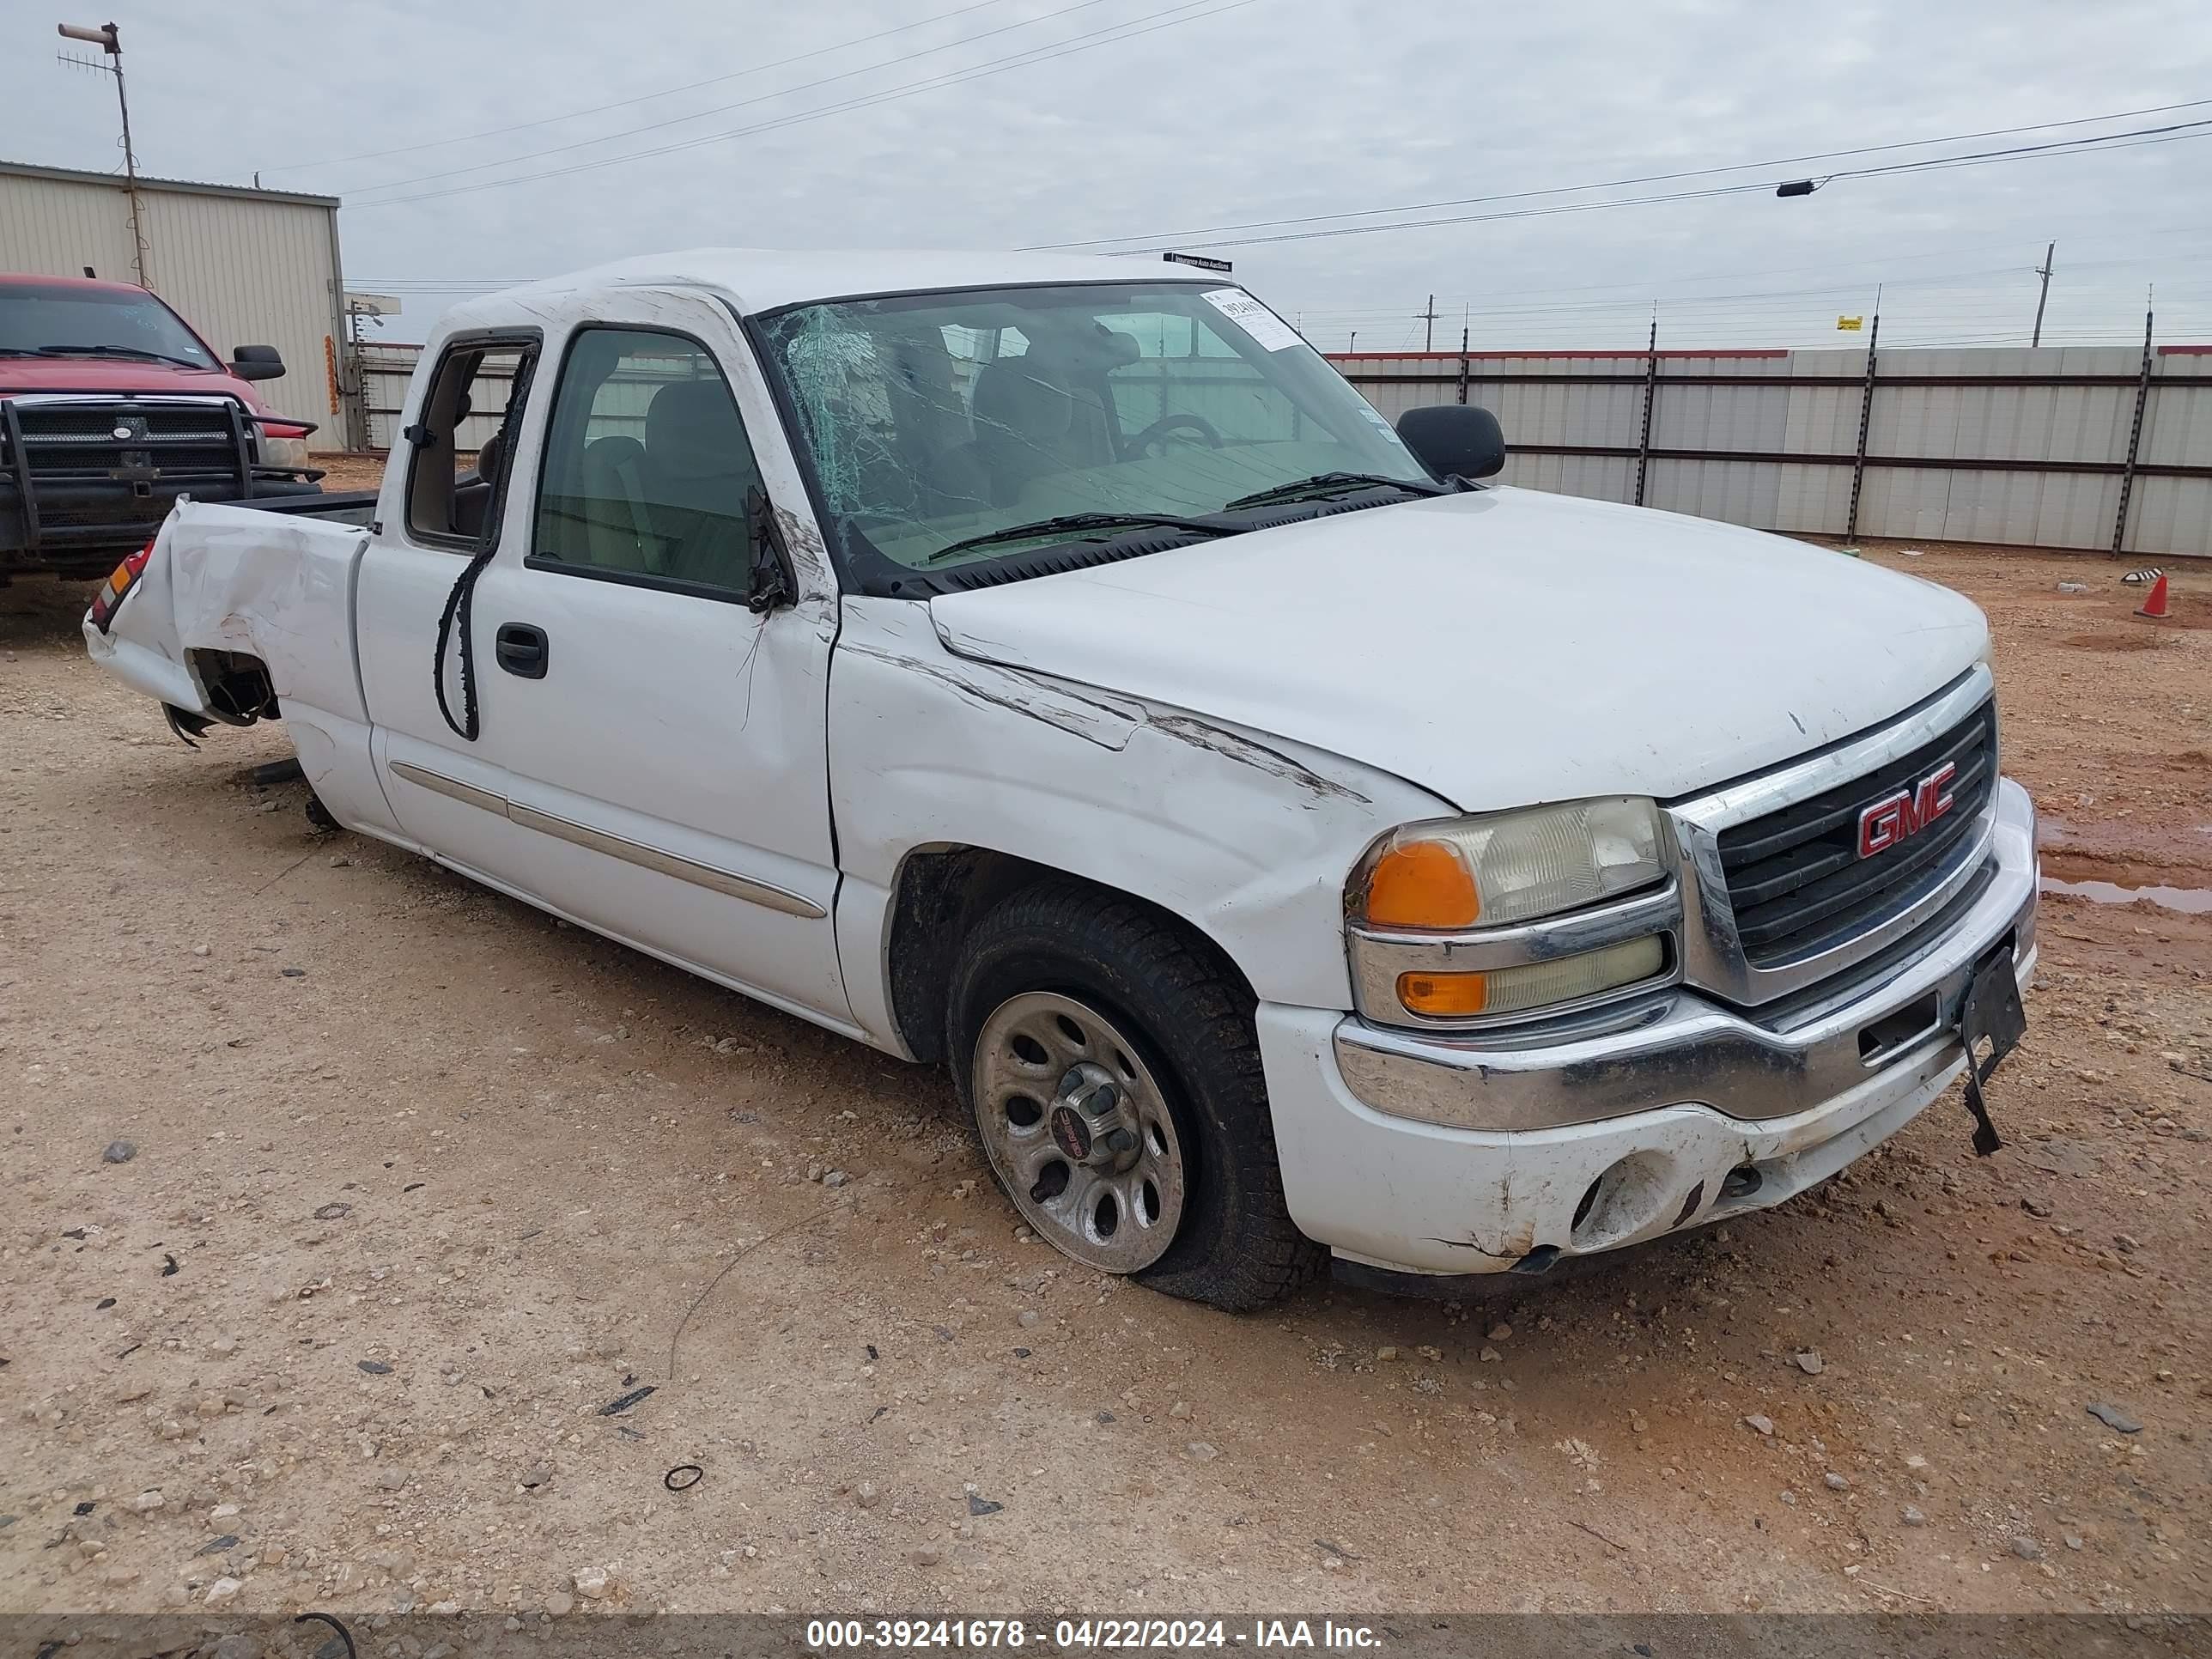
[[82, 497, 372, 734], [222, 489, 378, 526]]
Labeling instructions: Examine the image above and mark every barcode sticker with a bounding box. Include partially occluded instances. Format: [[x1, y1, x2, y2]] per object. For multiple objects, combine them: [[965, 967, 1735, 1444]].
[[1201, 289, 1304, 352]]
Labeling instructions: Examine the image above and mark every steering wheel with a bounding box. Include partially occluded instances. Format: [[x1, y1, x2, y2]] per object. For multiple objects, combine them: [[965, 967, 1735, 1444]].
[[1128, 413, 1223, 458]]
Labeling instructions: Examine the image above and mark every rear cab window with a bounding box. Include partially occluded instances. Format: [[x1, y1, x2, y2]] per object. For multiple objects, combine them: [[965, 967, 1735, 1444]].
[[404, 337, 538, 549]]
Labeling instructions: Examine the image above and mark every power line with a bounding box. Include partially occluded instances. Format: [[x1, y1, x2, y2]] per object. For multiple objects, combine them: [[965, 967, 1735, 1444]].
[[276, 0, 1017, 173], [1021, 98, 2212, 252], [346, 0, 1123, 196], [347, 0, 1256, 210], [1072, 123, 2212, 253]]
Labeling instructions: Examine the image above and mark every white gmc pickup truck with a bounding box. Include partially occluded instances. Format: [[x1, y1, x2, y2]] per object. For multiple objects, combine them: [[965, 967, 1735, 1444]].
[[85, 250, 2037, 1308]]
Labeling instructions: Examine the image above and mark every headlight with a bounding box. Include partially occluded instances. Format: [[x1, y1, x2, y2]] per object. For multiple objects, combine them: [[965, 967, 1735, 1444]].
[[1347, 798, 1677, 1028], [1353, 797, 1668, 931], [255, 423, 313, 470]]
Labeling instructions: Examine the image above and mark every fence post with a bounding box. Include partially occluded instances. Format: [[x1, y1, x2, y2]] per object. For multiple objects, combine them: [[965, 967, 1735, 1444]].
[[2112, 306, 2155, 556], [1455, 327, 1470, 406], [1633, 313, 1659, 507], [1844, 310, 1881, 544]]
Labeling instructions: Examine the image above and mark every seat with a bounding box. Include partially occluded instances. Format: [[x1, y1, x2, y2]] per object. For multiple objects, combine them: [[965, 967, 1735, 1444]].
[[638, 380, 756, 586], [450, 422, 507, 539], [969, 357, 1115, 507], [880, 330, 990, 518], [574, 434, 653, 572]]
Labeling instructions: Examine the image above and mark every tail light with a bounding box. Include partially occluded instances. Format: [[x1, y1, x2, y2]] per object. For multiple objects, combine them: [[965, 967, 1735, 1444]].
[[88, 539, 155, 635]]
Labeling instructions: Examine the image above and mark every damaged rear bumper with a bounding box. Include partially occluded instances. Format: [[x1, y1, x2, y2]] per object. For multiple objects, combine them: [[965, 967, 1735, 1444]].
[[1257, 777, 2039, 1279]]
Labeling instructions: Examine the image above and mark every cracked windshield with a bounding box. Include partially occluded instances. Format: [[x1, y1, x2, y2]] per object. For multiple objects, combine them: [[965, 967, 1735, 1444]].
[[757, 283, 1434, 574]]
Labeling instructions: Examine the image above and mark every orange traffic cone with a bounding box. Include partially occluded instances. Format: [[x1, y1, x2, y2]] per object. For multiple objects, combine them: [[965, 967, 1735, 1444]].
[[2134, 573, 2172, 620]]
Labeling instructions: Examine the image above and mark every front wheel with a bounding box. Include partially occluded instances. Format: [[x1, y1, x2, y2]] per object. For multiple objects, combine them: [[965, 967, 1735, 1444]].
[[945, 883, 1321, 1310]]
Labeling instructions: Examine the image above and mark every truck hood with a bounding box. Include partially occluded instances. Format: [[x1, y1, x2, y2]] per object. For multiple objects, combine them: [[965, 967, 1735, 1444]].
[[927, 487, 1990, 811], [0, 357, 260, 404]]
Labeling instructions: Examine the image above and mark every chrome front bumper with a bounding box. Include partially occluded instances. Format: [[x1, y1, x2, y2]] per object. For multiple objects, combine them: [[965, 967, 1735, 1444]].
[[1255, 775, 2037, 1278], [1332, 776, 2038, 1134]]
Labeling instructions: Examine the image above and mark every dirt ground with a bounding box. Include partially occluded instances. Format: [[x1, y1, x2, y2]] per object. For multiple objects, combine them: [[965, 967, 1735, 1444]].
[[2, 534, 2207, 1622]]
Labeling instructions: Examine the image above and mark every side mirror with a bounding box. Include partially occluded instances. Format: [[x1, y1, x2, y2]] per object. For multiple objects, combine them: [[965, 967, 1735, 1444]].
[[1396, 404, 1505, 481], [232, 345, 285, 382]]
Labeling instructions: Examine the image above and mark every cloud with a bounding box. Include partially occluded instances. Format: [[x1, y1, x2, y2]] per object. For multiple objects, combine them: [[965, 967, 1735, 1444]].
[[7, 0, 2209, 348]]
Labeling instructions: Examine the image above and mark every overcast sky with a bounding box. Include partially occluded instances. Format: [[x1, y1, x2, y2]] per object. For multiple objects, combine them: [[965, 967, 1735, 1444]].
[[9, 0, 2212, 349]]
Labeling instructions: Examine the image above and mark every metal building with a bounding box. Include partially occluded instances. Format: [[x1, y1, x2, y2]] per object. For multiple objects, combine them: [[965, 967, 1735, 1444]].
[[0, 160, 349, 448]]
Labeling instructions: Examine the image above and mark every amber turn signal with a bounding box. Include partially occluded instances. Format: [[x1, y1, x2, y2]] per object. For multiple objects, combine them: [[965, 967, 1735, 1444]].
[[1364, 840, 1480, 929], [1396, 969, 1490, 1018]]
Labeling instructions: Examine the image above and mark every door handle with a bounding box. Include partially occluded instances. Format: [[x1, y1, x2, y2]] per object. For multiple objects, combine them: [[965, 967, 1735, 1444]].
[[495, 622, 548, 679]]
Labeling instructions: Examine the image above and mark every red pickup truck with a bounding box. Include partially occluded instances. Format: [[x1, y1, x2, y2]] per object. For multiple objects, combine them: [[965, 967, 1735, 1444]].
[[1, 273, 325, 581]]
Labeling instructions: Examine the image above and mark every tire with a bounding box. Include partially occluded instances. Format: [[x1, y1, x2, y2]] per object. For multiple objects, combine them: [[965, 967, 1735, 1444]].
[[945, 881, 1322, 1310]]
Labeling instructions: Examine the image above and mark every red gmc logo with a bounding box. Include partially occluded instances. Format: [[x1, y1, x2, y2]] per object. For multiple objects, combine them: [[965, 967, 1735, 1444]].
[[1857, 762, 1958, 859]]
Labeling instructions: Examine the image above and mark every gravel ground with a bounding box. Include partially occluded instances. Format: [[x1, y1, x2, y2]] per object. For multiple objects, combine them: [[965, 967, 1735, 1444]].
[[2, 536, 2207, 1620]]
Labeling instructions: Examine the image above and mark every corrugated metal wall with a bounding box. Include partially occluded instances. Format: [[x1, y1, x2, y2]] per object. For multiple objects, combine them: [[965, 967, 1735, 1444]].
[[355, 329, 2212, 557], [0, 163, 345, 447], [360, 343, 506, 453], [1333, 344, 2212, 557]]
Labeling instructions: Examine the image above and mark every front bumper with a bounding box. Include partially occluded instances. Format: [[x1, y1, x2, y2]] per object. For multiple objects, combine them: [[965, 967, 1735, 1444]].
[[1258, 776, 2038, 1277], [2, 472, 321, 577]]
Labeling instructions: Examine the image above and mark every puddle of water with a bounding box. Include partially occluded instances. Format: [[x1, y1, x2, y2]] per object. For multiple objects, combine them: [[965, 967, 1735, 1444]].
[[2039, 875, 2212, 915]]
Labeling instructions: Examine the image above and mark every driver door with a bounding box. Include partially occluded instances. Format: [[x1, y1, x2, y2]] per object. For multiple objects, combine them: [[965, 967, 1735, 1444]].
[[385, 295, 851, 1028]]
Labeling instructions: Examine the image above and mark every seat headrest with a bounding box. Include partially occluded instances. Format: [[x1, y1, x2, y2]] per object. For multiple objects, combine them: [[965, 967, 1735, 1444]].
[[646, 380, 747, 480]]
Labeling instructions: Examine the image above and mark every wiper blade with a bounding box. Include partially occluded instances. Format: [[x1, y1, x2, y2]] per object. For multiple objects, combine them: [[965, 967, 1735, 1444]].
[[923, 511, 1232, 565], [1222, 471, 1453, 511], [33, 344, 205, 368]]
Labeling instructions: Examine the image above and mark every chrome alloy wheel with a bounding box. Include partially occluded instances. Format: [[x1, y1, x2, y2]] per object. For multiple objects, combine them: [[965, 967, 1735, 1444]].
[[970, 991, 1188, 1273]]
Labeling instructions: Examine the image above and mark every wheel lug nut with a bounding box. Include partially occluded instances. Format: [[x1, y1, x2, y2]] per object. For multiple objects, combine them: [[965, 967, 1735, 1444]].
[[1079, 1085, 1118, 1116], [1103, 1127, 1138, 1154]]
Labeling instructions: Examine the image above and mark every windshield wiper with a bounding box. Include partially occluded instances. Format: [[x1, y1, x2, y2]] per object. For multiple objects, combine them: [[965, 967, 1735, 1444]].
[[923, 511, 1234, 565], [33, 343, 207, 368], [1222, 471, 1456, 512]]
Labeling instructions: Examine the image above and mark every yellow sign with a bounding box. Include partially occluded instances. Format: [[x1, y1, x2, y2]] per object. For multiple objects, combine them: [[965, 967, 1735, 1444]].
[[1837, 315, 1864, 331]]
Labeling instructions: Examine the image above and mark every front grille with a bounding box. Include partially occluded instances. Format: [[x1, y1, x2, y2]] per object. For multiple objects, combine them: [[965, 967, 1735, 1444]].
[[1717, 700, 1997, 967], [9, 401, 244, 479]]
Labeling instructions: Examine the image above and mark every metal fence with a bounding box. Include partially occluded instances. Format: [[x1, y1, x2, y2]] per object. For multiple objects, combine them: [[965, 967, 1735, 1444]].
[[354, 337, 2212, 556], [358, 342, 501, 452], [1328, 340, 2212, 557]]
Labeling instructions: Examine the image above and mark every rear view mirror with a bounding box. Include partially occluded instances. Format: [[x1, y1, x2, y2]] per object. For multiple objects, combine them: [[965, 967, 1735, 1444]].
[[1396, 404, 1505, 481], [232, 345, 285, 382]]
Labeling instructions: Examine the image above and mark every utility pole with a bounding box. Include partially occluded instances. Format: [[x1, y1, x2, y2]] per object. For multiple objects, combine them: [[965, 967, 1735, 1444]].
[[58, 21, 149, 289], [1419, 294, 1437, 353], [2031, 241, 2056, 348], [1347, 330, 1357, 355]]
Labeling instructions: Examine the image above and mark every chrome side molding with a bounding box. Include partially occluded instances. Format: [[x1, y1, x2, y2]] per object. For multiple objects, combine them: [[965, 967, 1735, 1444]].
[[385, 759, 826, 920], [388, 759, 506, 816]]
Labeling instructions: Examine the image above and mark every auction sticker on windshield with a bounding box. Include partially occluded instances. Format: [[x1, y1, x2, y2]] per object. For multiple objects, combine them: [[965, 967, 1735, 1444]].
[[1203, 288, 1304, 351]]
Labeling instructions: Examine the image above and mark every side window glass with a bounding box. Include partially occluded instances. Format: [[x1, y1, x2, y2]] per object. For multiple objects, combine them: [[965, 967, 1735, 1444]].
[[532, 328, 763, 592], [404, 340, 534, 547]]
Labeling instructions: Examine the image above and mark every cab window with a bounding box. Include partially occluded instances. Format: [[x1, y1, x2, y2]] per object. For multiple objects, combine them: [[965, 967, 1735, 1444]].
[[404, 338, 536, 548], [532, 328, 763, 594]]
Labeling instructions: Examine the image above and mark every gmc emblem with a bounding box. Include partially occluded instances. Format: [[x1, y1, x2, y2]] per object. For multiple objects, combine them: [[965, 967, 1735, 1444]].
[[1857, 762, 1957, 859]]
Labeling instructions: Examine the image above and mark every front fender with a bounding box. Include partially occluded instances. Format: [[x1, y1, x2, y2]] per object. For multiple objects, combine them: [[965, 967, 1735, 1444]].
[[828, 598, 1450, 1046]]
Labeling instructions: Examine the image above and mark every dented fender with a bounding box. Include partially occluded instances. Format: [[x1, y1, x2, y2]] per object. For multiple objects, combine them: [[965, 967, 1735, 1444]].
[[828, 597, 1451, 1018]]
